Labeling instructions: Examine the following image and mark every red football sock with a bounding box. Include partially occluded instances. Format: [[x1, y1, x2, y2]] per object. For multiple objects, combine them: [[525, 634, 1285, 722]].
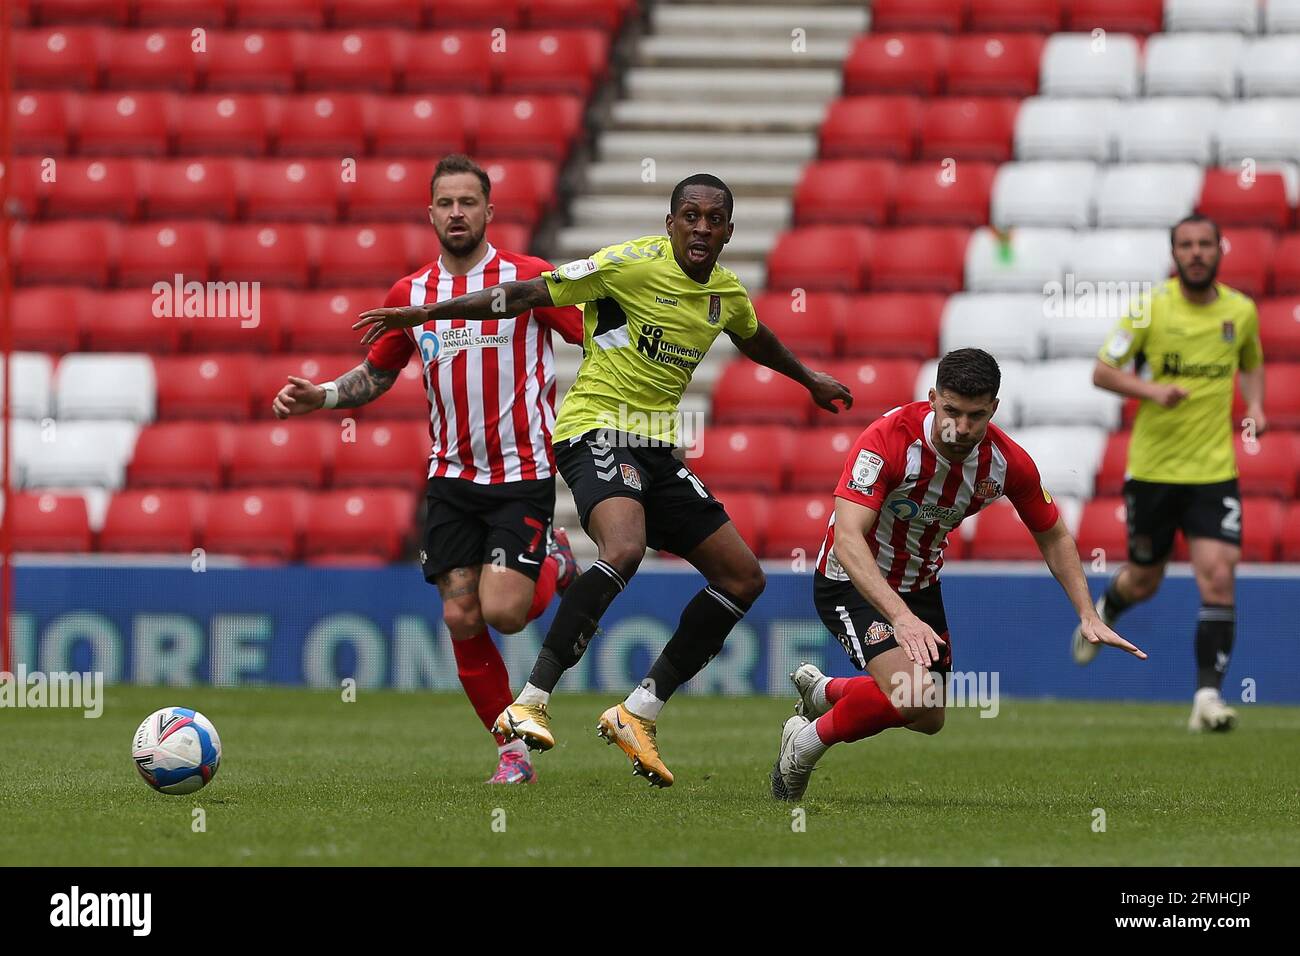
[[451, 630, 513, 742], [825, 676, 868, 705], [815, 675, 906, 745], [525, 555, 559, 622]]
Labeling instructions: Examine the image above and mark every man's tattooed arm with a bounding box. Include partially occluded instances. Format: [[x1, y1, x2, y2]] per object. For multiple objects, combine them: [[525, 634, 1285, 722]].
[[335, 359, 400, 408]]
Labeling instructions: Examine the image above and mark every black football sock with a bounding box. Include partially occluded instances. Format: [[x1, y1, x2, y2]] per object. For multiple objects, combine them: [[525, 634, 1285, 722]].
[[1195, 603, 1235, 691], [642, 586, 751, 702], [1100, 571, 1136, 621], [527, 560, 627, 693]]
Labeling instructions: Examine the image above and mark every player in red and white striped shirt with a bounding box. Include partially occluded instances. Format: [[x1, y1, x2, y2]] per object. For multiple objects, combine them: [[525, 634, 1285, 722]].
[[771, 349, 1147, 801], [272, 155, 582, 785]]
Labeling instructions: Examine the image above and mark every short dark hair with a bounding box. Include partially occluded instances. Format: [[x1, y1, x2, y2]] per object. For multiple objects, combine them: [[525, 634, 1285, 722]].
[[1170, 213, 1220, 246], [936, 348, 1000, 401], [670, 173, 734, 219], [430, 154, 491, 201]]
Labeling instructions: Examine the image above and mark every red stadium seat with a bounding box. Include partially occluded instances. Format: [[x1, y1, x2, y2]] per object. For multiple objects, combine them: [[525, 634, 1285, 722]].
[[1066, 0, 1163, 33], [13, 92, 72, 155], [297, 30, 399, 93], [763, 493, 833, 560], [15, 220, 119, 286], [712, 490, 769, 555], [100, 490, 199, 552], [35, 0, 128, 23], [946, 34, 1043, 97], [713, 360, 812, 427], [103, 29, 198, 91], [870, 226, 970, 293], [302, 488, 414, 560], [85, 288, 183, 353], [968, 498, 1039, 559], [893, 161, 994, 227], [143, 159, 241, 220], [793, 160, 898, 226], [482, 158, 556, 226], [1236, 363, 1300, 430], [750, 291, 847, 357], [1235, 432, 1299, 498], [919, 97, 1019, 162], [42, 157, 143, 218], [10, 287, 86, 352], [496, 30, 606, 98], [231, 0, 325, 28], [8, 493, 91, 553], [403, 32, 494, 94], [823, 358, 922, 424], [368, 95, 472, 156], [525, 0, 630, 31], [332, 420, 430, 492], [136, 0, 228, 27], [346, 159, 433, 222], [1271, 235, 1300, 296], [689, 425, 794, 493], [474, 95, 582, 162], [76, 92, 172, 156], [215, 223, 315, 286], [843, 33, 951, 96], [202, 489, 305, 559], [15, 28, 104, 89], [1094, 429, 1130, 497], [1074, 497, 1127, 565], [487, 223, 532, 254], [765, 226, 874, 293], [154, 354, 257, 419], [969, 0, 1063, 32], [316, 224, 412, 287], [281, 288, 386, 354], [184, 286, 283, 354], [1281, 503, 1300, 561], [843, 293, 944, 358], [203, 30, 298, 93], [819, 96, 921, 161], [1174, 498, 1282, 562], [1217, 229, 1275, 301], [244, 159, 341, 222], [430, 0, 522, 27], [118, 221, 215, 287], [227, 420, 330, 488], [1258, 297, 1300, 360], [175, 94, 270, 156], [275, 93, 367, 156], [1198, 170, 1291, 231], [332, 0, 424, 28], [871, 0, 966, 32], [789, 427, 863, 493], [250, 352, 359, 419], [2, 157, 43, 219]]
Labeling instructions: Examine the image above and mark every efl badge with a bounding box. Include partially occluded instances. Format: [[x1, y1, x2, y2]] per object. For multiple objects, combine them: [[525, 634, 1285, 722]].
[[707, 294, 722, 325], [1042, 486, 1053, 504], [1222, 320, 1235, 343], [975, 477, 1002, 499], [848, 450, 884, 492], [555, 258, 597, 282], [620, 463, 642, 491]]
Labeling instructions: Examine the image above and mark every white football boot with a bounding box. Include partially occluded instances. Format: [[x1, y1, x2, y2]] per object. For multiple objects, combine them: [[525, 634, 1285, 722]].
[[790, 661, 831, 719], [1070, 594, 1108, 665], [770, 715, 815, 802], [1188, 687, 1238, 733]]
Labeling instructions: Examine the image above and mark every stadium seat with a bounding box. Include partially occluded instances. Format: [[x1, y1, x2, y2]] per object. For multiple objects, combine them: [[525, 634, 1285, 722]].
[[56, 354, 156, 422], [969, 0, 1063, 32], [819, 96, 921, 161], [8, 158, 43, 219], [276, 94, 367, 156], [1074, 497, 1127, 564], [870, 0, 966, 32], [1166, 0, 1259, 33], [1265, 0, 1300, 32], [0, 353, 55, 421], [1258, 297, 1300, 359], [940, 293, 1044, 361], [1019, 359, 1122, 428], [763, 493, 833, 561], [175, 94, 270, 156], [946, 34, 1044, 97], [1274, 234, 1300, 294], [103, 28, 197, 91], [496, 30, 607, 98], [765, 226, 873, 293], [822, 358, 923, 424], [231, 0, 325, 28], [843, 293, 944, 358], [316, 224, 412, 287], [869, 226, 970, 293], [1095, 163, 1203, 229], [1282, 503, 1300, 561], [793, 160, 897, 226], [1144, 34, 1245, 99], [227, 420, 330, 488], [990, 162, 1099, 230], [302, 488, 414, 561], [842, 33, 951, 96], [77, 91, 173, 155], [431, 0, 523, 27], [244, 159, 341, 222], [1115, 98, 1220, 165], [15, 28, 103, 89], [1065, 0, 1164, 33], [1237, 363, 1300, 429], [118, 222, 215, 288], [154, 354, 256, 419], [1072, 229, 1171, 284], [21, 420, 139, 490], [788, 427, 862, 492], [967, 498, 1041, 560], [281, 288, 386, 354], [964, 226, 1073, 293], [526, 0, 631, 31], [203, 30, 298, 93], [893, 161, 995, 227], [216, 223, 315, 287], [143, 159, 241, 221], [15, 220, 119, 286], [10, 288, 85, 352], [481, 158, 555, 227], [1240, 36, 1300, 96], [202, 489, 304, 560], [1094, 431, 1130, 496], [919, 97, 1019, 162], [1009, 426, 1106, 499], [42, 158, 143, 219], [749, 291, 845, 357], [1014, 97, 1117, 162], [1040, 33, 1140, 99], [690, 425, 793, 493], [1043, 298, 1123, 361], [403, 32, 494, 94], [13, 92, 72, 155], [332, 0, 424, 28], [126, 421, 227, 488], [8, 493, 92, 553], [1236, 432, 1299, 497], [1197, 169, 1292, 230], [297, 30, 399, 93], [331, 420, 430, 492], [712, 361, 812, 427], [713, 491, 769, 555], [100, 489, 199, 553], [184, 287, 283, 355], [136, 0, 227, 27], [474, 95, 582, 162], [368, 95, 472, 156], [1217, 228, 1276, 300], [1216, 100, 1300, 166]]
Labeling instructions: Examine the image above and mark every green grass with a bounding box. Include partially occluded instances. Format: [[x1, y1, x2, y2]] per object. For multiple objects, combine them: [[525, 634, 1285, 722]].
[[2, 687, 1297, 866]]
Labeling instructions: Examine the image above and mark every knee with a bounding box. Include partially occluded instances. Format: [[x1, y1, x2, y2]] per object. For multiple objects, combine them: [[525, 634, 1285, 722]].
[[719, 563, 765, 606], [911, 709, 945, 735], [1200, 563, 1236, 604], [1126, 568, 1163, 602], [598, 539, 645, 582], [442, 596, 485, 639], [480, 595, 529, 636]]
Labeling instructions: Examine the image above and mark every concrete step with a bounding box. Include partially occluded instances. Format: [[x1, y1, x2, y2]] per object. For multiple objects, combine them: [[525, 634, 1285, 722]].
[[625, 67, 843, 103], [596, 130, 817, 164], [571, 195, 790, 230], [584, 160, 802, 197], [636, 35, 852, 69], [652, 4, 870, 37], [609, 100, 828, 133]]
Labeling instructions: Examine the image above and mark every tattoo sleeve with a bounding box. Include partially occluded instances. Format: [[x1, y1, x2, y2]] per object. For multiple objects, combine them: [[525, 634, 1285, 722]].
[[334, 359, 399, 409], [423, 277, 554, 323]]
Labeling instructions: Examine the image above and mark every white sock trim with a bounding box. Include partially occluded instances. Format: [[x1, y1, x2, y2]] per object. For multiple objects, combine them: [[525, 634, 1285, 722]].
[[516, 682, 550, 707], [792, 719, 829, 768], [624, 684, 664, 721]]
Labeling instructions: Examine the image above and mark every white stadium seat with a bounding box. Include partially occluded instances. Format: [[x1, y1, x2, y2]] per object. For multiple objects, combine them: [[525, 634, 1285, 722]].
[[1165, 0, 1260, 33], [1040, 33, 1140, 99], [1115, 98, 1221, 164], [1072, 229, 1172, 284], [1143, 33, 1245, 98], [939, 293, 1046, 363], [991, 162, 1099, 229], [8, 420, 42, 485], [20, 420, 141, 490], [1043, 293, 1130, 360], [1006, 426, 1107, 500], [1019, 360, 1123, 429], [1239, 36, 1300, 96], [965, 227, 1074, 293], [1094, 163, 1204, 228], [0, 353, 55, 421], [1265, 0, 1300, 32], [1216, 99, 1300, 164], [1014, 98, 1117, 162], [55, 354, 157, 423]]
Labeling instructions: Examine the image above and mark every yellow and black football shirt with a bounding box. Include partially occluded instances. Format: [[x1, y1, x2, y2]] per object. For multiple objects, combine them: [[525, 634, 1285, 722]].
[[544, 235, 759, 445], [1098, 279, 1263, 484]]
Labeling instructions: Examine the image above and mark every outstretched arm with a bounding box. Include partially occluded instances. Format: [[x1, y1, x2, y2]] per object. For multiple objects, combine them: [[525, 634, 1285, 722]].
[[271, 359, 398, 418], [727, 322, 852, 414], [353, 277, 555, 345]]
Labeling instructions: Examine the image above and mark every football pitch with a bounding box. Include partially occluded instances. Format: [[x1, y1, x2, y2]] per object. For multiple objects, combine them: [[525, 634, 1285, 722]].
[[3, 687, 1297, 867]]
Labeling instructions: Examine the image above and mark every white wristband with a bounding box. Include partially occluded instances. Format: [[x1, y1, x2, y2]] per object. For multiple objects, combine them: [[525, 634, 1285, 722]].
[[321, 381, 340, 409]]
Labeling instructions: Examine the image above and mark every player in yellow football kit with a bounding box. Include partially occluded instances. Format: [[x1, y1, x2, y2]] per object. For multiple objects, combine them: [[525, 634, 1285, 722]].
[[356, 174, 852, 784], [1074, 215, 1267, 732]]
